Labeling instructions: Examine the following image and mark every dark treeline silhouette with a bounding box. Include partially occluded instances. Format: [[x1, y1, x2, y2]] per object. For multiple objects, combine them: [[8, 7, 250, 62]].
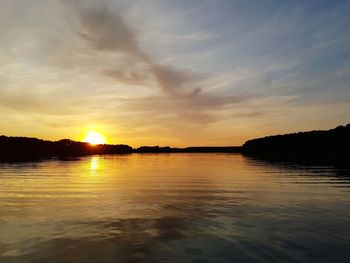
[[242, 124, 350, 153], [0, 136, 240, 161], [242, 124, 350, 167], [135, 146, 241, 153], [0, 136, 132, 161], [1, 124, 349, 163]]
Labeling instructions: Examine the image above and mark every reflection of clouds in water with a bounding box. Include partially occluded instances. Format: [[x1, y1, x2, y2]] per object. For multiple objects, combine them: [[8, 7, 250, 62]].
[[1, 155, 350, 262]]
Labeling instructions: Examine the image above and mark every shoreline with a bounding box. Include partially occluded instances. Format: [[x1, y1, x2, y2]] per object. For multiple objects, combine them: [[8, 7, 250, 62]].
[[1, 123, 348, 165], [1, 151, 349, 168]]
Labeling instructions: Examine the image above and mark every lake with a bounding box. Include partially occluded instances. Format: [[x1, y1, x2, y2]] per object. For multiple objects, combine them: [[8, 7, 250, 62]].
[[1, 154, 350, 262]]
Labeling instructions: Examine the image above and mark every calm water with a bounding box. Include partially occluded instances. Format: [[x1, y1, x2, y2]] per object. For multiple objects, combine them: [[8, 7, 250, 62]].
[[1, 154, 350, 262]]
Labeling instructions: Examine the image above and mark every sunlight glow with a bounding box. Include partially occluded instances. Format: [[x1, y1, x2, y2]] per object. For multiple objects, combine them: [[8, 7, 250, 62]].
[[89, 156, 100, 171], [83, 131, 106, 145]]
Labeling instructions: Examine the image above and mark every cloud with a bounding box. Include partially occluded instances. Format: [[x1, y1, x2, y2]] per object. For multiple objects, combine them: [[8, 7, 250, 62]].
[[61, 0, 256, 124], [151, 64, 199, 96], [72, 3, 145, 60], [2, 0, 349, 145], [67, 1, 192, 93], [102, 68, 150, 86]]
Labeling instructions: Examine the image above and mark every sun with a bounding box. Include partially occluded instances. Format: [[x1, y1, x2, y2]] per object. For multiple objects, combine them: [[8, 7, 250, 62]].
[[83, 131, 106, 146]]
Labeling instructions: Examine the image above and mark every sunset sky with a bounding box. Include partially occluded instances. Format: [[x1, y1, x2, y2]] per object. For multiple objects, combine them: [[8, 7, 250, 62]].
[[1, 0, 349, 147]]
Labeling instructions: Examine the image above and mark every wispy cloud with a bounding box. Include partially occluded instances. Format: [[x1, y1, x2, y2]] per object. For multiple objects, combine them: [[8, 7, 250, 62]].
[[0, 0, 349, 145]]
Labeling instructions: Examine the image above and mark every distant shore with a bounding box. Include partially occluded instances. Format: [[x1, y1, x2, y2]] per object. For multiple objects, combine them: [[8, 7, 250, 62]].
[[1, 124, 349, 166], [0, 135, 242, 162]]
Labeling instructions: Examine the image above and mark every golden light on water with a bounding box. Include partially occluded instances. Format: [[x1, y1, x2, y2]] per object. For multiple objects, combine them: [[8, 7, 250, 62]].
[[89, 156, 100, 171], [83, 131, 106, 145]]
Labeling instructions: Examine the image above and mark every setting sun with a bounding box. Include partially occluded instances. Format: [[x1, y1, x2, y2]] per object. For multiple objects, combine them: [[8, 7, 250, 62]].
[[83, 131, 106, 145]]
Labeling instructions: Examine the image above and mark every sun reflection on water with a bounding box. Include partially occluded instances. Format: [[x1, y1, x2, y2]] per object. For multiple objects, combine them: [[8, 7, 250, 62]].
[[1, 154, 350, 262], [89, 156, 100, 171]]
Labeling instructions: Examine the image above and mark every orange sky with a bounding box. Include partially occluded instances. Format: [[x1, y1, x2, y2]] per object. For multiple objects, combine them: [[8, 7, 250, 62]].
[[1, 1, 349, 147]]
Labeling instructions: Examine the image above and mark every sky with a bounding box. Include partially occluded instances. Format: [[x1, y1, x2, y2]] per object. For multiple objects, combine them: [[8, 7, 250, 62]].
[[0, 0, 349, 147]]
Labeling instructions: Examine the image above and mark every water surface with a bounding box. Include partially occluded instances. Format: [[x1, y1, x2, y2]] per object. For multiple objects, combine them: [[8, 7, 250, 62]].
[[1, 154, 350, 262]]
